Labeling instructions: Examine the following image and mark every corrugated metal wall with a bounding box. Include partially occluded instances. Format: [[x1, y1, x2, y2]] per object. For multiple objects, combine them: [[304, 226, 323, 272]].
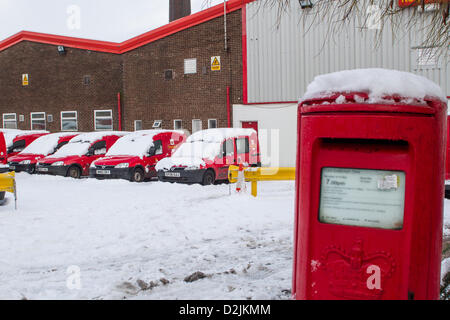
[[246, 1, 449, 103]]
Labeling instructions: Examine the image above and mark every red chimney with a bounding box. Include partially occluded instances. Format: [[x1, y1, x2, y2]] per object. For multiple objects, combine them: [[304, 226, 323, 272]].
[[169, 0, 191, 22]]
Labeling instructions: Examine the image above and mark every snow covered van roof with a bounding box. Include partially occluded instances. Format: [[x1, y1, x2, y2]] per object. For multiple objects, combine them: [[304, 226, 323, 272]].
[[156, 128, 257, 171], [106, 130, 184, 158], [20, 132, 78, 155], [68, 131, 128, 144], [48, 131, 128, 158], [301, 68, 447, 104], [187, 128, 257, 143], [0, 129, 48, 147]]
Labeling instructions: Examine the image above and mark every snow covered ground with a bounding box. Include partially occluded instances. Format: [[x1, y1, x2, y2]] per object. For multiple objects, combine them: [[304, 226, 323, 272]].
[[0, 174, 294, 300], [0, 173, 449, 300]]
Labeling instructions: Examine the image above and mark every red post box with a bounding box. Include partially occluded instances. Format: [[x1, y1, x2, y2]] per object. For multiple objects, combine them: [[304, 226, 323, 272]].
[[293, 72, 447, 300]]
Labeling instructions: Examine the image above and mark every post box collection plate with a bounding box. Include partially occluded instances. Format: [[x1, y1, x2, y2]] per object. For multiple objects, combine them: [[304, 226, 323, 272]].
[[319, 167, 406, 230]]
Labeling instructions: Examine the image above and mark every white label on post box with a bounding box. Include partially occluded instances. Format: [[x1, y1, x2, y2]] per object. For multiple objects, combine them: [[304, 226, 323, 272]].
[[377, 174, 399, 190], [319, 167, 406, 230]]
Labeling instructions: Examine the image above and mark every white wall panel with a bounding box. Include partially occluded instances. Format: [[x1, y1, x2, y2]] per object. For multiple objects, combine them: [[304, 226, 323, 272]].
[[246, 1, 449, 103]]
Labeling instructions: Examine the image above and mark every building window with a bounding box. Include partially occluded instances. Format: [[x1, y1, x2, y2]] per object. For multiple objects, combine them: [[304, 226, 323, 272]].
[[61, 111, 78, 131], [30, 112, 46, 130], [184, 58, 197, 74], [3, 113, 17, 129], [152, 120, 162, 129], [208, 119, 217, 129], [94, 110, 113, 131], [174, 119, 182, 130], [134, 120, 143, 131], [192, 119, 202, 133]]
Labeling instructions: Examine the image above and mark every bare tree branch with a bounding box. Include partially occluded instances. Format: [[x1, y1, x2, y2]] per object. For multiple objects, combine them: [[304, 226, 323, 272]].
[[203, 0, 448, 54], [262, 0, 449, 55]]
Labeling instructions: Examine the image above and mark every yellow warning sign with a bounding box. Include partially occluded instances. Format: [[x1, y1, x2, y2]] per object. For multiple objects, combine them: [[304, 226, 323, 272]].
[[211, 56, 221, 71], [22, 74, 29, 86]]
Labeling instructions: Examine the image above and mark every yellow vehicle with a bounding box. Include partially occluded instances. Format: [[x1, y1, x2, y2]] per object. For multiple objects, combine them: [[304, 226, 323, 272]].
[[0, 171, 17, 208]]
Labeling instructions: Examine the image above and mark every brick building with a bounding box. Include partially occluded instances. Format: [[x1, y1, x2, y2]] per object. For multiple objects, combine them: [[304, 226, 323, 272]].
[[1, 0, 448, 167], [0, 0, 249, 133]]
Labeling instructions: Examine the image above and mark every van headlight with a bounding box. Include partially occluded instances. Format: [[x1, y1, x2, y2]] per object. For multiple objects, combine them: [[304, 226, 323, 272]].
[[52, 161, 64, 166], [115, 163, 129, 169], [19, 160, 31, 165]]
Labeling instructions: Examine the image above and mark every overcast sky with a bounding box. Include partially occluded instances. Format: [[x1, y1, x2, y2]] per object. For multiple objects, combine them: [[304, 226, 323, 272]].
[[0, 0, 225, 42]]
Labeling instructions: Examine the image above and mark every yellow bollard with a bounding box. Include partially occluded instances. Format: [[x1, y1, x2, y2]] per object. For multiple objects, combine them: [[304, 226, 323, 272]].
[[251, 181, 258, 197]]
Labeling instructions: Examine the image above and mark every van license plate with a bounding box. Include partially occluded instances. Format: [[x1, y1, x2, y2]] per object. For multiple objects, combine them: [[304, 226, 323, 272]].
[[97, 170, 110, 175], [38, 167, 48, 172], [9, 166, 15, 170], [165, 172, 180, 178]]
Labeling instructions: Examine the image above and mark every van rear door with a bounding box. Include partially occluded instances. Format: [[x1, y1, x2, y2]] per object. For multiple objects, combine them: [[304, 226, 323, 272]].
[[216, 138, 236, 180], [236, 136, 250, 165]]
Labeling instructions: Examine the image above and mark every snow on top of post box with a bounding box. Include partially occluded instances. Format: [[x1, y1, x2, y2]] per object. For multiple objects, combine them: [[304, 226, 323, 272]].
[[301, 68, 447, 104]]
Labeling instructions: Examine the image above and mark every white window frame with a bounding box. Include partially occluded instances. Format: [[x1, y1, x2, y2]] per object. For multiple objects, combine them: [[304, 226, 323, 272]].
[[184, 58, 197, 74], [3, 113, 17, 129], [61, 111, 78, 131], [152, 120, 162, 129], [208, 119, 217, 129], [94, 109, 113, 131], [30, 112, 46, 130], [174, 119, 182, 130], [134, 120, 143, 131], [192, 119, 202, 133]]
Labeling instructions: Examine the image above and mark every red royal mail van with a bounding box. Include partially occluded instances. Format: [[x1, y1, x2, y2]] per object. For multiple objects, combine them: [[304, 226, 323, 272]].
[[37, 131, 127, 178], [156, 128, 260, 185], [8, 132, 50, 159], [90, 130, 186, 182], [0, 129, 23, 152], [8, 132, 79, 174]]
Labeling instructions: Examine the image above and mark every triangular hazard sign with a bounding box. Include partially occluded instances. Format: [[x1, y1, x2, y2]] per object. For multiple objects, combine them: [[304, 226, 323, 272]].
[[22, 74, 29, 86], [212, 57, 220, 66]]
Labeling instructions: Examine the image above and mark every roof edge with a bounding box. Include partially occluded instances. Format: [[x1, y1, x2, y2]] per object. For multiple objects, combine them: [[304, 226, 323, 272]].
[[0, 0, 254, 54]]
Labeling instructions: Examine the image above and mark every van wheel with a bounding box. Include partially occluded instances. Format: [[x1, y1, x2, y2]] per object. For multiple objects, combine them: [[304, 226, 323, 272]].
[[68, 166, 81, 179], [132, 168, 145, 183], [28, 166, 36, 174], [0, 192, 5, 201], [202, 170, 215, 186]]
